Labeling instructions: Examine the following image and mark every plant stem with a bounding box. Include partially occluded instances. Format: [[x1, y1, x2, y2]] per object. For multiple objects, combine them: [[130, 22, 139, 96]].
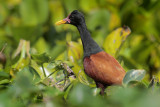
[[42, 64, 46, 77], [46, 70, 57, 78]]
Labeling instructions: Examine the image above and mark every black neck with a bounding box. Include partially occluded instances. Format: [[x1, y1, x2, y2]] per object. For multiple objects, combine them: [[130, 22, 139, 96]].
[[76, 23, 103, 57]]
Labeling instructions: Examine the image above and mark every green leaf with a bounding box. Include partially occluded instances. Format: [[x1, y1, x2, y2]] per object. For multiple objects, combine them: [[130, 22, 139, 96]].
[[64, 83, 73, 100], [131, 40, 154, 63], [31, 53, 50, 65], [20, 0, 48, 25], [79, 0, 98, 12], [87, 9, 110, 31], [0, 72, 10, 80], [11, 25, 43, 44], [67, 41, 83, 63], [108, 11, 121, 31], [0, 79, 10, 85], [68, 83, 107, 107], [47, 60, 62, 70], [63, 0, 78, 13], [0, 71, 9, 78], [11, 57, 30, 74], [8, 67, 39, 101], [103, 26, 131, 57], [20, 66, 41, 82], [0, 3, 9, 25], [123, 69, 146, 87], [127, 81, 147, 88], [45, 86, 64, 97], [92, 87, 101, 96]]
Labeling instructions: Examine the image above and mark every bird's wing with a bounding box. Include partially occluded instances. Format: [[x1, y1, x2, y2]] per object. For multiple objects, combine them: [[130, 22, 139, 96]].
[[83, 51, 126, 85]]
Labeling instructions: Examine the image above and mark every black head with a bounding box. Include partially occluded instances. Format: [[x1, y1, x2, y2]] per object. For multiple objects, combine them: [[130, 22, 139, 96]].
[[56, 10, 85, 26], [68, 10, 85, 25]]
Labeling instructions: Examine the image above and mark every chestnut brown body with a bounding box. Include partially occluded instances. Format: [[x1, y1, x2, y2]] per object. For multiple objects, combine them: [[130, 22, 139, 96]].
[[84, 51, 125, 85]]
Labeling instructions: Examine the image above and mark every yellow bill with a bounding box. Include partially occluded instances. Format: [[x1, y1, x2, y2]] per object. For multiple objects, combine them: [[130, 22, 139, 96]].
[[55, 20, 67, 25]]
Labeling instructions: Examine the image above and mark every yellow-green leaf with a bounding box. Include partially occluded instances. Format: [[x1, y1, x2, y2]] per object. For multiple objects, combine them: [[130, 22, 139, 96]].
[[67, 41, 83, 63], [72, 63, 95, 87], [103, 26, 131, 57], [31, 53, 50, 65]]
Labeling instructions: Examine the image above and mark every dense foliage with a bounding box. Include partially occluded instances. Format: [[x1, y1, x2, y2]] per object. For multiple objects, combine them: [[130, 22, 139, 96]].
[[0, 0, 160, 107]]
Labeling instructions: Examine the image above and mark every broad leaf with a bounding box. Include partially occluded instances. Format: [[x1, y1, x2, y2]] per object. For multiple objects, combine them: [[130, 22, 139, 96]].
[[103, 26, 131, 57], [123, 69, 146, 87], [20, 66, 41, 83], [31, 53, 50, 65]]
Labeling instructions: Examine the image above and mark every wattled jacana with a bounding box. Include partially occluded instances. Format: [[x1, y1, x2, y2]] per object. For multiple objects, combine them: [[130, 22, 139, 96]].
[[56, 10, 126, 95]]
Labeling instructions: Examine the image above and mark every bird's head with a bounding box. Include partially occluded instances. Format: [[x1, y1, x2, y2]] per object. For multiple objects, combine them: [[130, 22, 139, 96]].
[[55, 10, 85, 26]]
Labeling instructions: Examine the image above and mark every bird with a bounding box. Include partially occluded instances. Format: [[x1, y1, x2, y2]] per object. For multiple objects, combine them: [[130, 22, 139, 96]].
[[56, 10, 126, 95]]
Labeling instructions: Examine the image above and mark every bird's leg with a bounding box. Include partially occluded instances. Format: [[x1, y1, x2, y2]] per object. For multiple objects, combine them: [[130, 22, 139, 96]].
[[96, 82, 106, 95]]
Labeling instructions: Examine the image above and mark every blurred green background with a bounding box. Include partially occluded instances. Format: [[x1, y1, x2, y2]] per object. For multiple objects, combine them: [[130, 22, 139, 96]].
[[0, 0, 160, 107]]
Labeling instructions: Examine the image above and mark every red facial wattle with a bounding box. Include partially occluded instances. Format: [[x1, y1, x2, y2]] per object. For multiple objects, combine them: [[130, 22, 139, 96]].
[[63, 17, 71, 23], [55, 14, 71, 25]]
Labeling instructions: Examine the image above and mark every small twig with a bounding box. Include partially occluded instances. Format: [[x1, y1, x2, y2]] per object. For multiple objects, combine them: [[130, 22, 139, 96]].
[[56, 79, 66, 85], [13, 40, 23, 58], [61, 63, 75, 78], [26, 41, 31, 58], [0, 43, 7, 53], [63, 70, 67, 86], [42, 64, 46, 77], [148, 76, 156, 88]]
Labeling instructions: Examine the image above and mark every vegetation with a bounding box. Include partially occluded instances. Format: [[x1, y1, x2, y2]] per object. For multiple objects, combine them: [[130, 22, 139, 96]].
[[0, 0, 160, 107]]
